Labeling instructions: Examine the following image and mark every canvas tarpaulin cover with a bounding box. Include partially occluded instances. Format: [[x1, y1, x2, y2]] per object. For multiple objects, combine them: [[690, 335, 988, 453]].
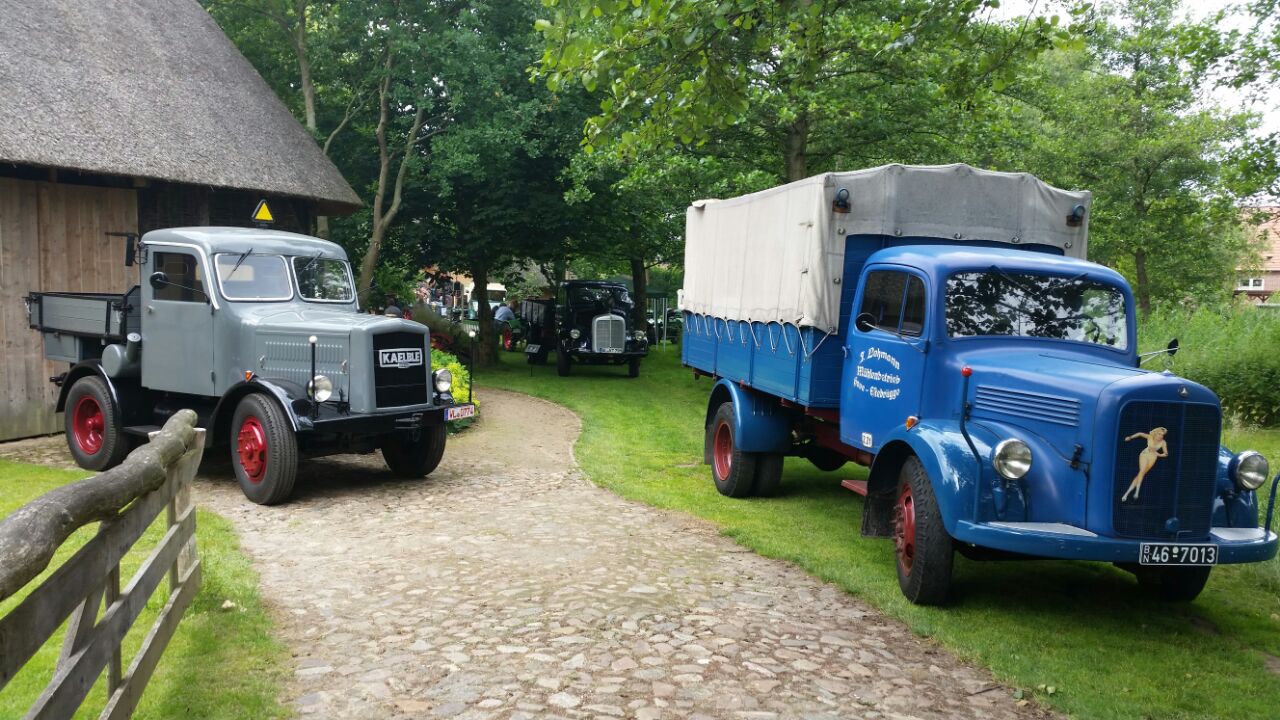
[[682, 163, 1092, 333]]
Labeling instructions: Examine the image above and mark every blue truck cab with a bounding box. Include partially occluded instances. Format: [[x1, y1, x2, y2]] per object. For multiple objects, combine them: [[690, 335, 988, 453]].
[[681, 164, 1278, 605]]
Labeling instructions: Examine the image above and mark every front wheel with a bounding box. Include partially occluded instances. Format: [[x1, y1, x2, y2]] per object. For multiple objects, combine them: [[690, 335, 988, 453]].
[[64, 376, 129, 470], [382, 425, 447, 478], [556, 349, 571, 376], [627, 357, 641, 378], [708, 403, 756, 498], [893, 457, 953, 605], [231, 394, 298, 505]]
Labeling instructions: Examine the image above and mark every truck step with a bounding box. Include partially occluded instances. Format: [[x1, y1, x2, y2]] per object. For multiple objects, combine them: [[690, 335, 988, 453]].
[[122, 424, 164, 437], [840, 479, 868, 496]]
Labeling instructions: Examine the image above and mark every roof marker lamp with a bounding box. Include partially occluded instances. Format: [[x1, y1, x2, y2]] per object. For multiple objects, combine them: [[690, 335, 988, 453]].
[[833, 187, 851, 213], [993, 439, 1032, 480], [1066, 204, 1086, 227], [1231, 451, 1269, 492]]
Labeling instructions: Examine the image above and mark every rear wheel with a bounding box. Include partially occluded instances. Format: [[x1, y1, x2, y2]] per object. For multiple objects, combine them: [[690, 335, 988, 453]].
[[627, 357, 641, 378], [1135, 566, 1212, 602], [231, 394, 298, 505], [708, 403, 756, 498], [64, 376, 129, 470], [893, 457, 953, 605], [382, 425, 448, 478], [556, 348, 571, 376]]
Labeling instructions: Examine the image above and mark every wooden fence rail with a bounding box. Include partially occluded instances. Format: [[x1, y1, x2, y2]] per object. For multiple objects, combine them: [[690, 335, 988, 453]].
[[0, 410, 204, 720]]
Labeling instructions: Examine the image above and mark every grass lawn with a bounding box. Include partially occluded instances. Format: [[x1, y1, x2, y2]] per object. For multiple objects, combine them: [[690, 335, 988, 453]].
[[481, 345, 1280, 720], [0, 459, 288, 719]]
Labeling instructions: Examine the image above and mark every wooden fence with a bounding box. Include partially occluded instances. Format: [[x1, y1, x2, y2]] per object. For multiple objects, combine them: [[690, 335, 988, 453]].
[[0, 411, 204, 719]]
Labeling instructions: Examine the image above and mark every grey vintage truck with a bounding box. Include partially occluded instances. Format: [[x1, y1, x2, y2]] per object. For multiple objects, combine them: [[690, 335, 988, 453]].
[[26, 226, 474, 505]]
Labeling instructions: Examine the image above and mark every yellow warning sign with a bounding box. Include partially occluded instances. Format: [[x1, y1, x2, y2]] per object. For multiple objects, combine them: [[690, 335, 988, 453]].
[[252, 199, 274, 223]]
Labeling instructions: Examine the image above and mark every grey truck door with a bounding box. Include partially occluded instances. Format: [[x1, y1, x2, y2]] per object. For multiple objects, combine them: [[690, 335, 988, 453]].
[[142, 248, 216, 395]]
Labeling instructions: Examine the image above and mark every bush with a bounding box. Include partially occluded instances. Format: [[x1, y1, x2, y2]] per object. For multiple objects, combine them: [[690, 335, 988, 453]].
[[1140, 303, 1280, 426], [432, 348, 476, 414]]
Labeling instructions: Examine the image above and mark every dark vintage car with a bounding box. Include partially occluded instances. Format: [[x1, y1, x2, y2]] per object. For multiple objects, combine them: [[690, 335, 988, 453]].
[[521, 281, 648, 377]]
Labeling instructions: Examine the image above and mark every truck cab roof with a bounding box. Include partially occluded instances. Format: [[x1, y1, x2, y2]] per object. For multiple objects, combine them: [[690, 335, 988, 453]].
[[865, 244, 1129, 290], [140, 227, 349, 261]]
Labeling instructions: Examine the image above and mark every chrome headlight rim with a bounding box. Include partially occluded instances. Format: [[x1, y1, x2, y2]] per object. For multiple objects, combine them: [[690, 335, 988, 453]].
[[1232, 450, 1269, 491], [309, 374, 334, 403], [992, 438, 1032, 480], [569, 328, 582, 340], [433, 368, 453, 394], [633, 330, 646, 342]]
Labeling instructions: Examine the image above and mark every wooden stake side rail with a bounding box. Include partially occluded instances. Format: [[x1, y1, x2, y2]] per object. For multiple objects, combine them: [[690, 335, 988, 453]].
[[0, 418, 204, 720]]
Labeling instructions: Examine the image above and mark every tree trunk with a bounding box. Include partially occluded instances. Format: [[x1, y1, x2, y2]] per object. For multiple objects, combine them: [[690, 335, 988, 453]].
[[471, 262, 497, 368], [291, 0, 327, 237], [1134, 248, 1151, 317], [630, 256, 648, 333], [784, 114, 809, 181]]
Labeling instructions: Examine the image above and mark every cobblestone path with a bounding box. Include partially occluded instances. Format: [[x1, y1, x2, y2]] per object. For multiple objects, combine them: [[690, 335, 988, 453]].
[[1, 390, 1048, 720]]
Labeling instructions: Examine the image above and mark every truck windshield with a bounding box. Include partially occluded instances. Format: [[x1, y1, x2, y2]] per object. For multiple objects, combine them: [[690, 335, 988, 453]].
[[568, 286, 631, 307], [293, 256, 354, 302], [214, 254, 293, 301], [945, 271, 1129, 350]]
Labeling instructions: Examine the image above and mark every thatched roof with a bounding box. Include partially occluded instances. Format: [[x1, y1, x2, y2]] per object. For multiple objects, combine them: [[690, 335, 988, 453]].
[[0, 0, 361, 213]]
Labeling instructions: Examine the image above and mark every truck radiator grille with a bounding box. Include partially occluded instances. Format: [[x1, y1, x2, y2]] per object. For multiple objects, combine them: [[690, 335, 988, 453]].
[[372, 331, 429, 408], [592, 314, 626, 352], [972, 385, 1080, 427], [1112, 402, 1220, 540]]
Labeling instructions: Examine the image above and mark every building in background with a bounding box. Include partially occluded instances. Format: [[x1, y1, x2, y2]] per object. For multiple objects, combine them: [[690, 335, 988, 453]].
[[1235, 208, 1280, 303], [0, 0, 361, 440]]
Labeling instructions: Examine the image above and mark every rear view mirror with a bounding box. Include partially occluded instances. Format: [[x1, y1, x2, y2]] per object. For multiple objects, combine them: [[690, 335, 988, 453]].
[[1167, 338, 1179, 357], [149, 271, 169, 290], [855, 312, 877, 333]]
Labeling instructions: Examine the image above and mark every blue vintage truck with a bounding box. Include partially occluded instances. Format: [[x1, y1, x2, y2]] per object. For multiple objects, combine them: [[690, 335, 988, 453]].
[[681, 164, 1278, 605]]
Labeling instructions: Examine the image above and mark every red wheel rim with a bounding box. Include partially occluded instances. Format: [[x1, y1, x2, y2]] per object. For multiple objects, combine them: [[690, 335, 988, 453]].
[[236, 416, 268, 483], [894, 484, 917, 575], [713, 421, 733, 480], [71, 395, 105, 455]]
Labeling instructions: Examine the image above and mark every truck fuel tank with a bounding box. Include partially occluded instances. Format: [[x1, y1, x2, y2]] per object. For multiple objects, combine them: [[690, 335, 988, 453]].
[[102, 332, 142, 378]]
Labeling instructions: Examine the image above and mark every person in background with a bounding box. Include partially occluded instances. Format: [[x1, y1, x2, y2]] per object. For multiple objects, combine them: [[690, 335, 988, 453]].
[[493, 301, 517, 349]]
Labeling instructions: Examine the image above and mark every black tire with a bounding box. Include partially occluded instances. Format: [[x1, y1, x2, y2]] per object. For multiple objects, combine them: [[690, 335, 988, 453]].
[[894, 457, 954, 605], [556, 348, 571, 376], [1135, 566, 1212, 602], [753, 453, 784, 497], [381, 425, 447, 478], [628, 357, 641, 378], [230, 394, 298, 506], [708, 402, 757, 497], [64, 375, 129, 471]]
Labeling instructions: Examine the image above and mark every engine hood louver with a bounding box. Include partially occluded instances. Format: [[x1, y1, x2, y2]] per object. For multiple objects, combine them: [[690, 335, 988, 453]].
[[972, 385, 1081, 428]]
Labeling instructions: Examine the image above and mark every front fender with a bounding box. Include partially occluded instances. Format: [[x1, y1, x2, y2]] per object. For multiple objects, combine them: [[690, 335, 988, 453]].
[[875, 420, 985, 535], [705, 379, 795, 454], [212, 377, 306, 445]]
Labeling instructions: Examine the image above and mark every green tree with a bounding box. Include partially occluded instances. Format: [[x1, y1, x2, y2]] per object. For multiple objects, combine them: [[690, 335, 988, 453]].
[[535, 0, 1069, 181]]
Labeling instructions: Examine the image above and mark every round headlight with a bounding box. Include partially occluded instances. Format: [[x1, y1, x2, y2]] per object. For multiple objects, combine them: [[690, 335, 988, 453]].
[[634, 331, 646, 341], [1233, 450, 1269, 491], [570, 328, 581, 339], [992, 438, 1032, 480], [309, 374, 333, 403], [434, 368, 453, 394]]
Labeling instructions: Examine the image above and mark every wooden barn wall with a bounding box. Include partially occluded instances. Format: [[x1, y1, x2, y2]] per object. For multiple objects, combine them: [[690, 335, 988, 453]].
[[0, 178, 138, 441]]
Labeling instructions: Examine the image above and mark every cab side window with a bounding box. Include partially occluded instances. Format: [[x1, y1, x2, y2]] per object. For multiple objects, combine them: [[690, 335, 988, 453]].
[[859, 270, 926, 336], [152, 251, 206, 302]]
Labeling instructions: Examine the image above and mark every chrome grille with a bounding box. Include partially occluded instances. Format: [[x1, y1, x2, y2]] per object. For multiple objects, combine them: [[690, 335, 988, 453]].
[[1112, 402, 1220, 540], [592, 314, 626, 352]]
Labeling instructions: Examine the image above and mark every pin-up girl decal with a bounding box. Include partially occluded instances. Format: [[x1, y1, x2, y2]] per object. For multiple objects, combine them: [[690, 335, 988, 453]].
[[1121, 427, 1168, 502]]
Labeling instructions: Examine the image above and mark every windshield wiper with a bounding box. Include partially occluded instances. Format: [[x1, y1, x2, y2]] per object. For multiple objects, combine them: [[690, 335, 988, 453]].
[[298, 250, 324, 274], [227, 247, 254, 280]]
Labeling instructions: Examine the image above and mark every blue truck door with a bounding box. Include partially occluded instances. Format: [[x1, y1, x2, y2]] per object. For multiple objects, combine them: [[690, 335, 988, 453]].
[[841, 268, 928, 453], [141, 248, 217, 395]]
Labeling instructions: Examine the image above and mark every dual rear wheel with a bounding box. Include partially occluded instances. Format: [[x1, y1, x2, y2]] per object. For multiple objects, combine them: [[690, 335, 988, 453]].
[[707, 402, 783, 499]]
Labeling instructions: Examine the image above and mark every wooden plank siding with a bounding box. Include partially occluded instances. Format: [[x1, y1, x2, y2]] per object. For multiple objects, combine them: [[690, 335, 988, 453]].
[[0, 178, 138, 440]]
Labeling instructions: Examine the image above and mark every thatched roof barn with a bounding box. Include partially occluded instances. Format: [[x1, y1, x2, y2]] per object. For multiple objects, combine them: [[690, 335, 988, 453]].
[[0, 0, 361, 440]]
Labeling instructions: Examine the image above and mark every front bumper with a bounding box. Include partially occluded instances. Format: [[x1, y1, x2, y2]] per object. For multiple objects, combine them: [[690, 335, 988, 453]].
[[953, 520, 1278, 564], [299, 401, 476, 434]]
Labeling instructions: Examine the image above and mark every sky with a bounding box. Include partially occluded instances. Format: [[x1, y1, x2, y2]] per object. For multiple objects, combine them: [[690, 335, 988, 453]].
[[990, 0, 1278, 136]]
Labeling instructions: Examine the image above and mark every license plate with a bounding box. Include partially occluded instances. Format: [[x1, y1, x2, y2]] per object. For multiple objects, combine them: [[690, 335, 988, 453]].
[[446, 405, 475, 421], [524, 344, 541, 354], [600, 347, 623, 354], [1139, 543, 1218, 566]]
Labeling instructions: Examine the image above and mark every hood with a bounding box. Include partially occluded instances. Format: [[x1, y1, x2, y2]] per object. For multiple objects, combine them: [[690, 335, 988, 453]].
[[236, 304, 425, 336]]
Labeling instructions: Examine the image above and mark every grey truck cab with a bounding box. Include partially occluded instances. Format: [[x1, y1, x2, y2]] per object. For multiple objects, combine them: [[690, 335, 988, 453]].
[[27, 227, 474, 505]]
